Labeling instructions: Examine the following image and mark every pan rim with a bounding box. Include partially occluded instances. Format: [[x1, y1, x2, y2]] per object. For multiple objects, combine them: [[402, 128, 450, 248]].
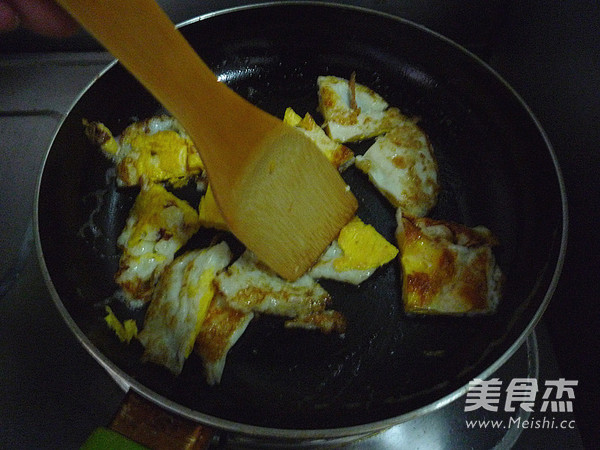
[[33, 0, 568, 440]]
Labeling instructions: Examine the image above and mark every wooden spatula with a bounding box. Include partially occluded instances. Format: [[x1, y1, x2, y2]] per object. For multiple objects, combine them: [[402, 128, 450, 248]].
[[56, 0, 357, 280]]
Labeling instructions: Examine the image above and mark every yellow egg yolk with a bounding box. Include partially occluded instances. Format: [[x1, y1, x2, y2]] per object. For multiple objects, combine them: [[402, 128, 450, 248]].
[[334, 217, 398, 271], [129, 130, 196, 182], [198, 185, 229, 230], [104, 306, 138, 343]]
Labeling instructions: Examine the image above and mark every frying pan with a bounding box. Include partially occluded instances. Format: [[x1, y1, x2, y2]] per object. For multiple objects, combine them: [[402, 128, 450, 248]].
[[35, 2, 566, 441]]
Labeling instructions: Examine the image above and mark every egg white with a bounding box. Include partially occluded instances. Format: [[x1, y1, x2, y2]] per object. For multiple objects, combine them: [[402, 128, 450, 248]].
[[138, 242, 233, 375]]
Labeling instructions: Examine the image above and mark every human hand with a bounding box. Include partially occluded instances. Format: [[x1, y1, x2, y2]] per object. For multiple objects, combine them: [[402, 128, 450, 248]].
[[0, 0, 78, 37]]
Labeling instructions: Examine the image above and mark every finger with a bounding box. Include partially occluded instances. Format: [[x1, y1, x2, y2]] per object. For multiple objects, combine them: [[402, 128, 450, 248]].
[[0, 1, 20, 33], [6, 0, 78, 37]]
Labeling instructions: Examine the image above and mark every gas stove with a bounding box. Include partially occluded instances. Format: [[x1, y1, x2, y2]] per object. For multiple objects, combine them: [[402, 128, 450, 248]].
[[0, 2, 592, 448]]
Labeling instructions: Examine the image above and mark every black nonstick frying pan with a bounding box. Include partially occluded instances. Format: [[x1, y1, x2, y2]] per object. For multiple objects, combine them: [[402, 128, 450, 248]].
[[35, 2, 566, 441]]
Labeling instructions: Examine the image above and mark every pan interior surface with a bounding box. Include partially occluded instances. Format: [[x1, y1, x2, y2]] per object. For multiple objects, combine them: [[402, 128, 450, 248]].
[[36, 3, 565, 433]]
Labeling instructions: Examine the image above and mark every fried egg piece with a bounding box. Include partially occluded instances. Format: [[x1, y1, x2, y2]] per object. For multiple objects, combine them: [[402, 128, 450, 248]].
[[84, 115, 204, 187], [194, 295, 254, 385], [138, 242, 233, 375], [197, 184, 229, 230], [284, 310, 347, 334], [317, 75, 406, 143], [83, 119, 120, 157], [283, 107, 354, 171], [216, 250, 345, 333], [396, 212, 503, 315], [355, 122, 439, 217], [115, 183, 201, 306], [104, 306, 138, 344], [309, 217, 398, 285]]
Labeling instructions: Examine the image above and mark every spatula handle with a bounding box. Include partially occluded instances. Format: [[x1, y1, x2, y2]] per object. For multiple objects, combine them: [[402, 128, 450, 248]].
[[56, 0, 210, 116], [55, 0, 272, 176]]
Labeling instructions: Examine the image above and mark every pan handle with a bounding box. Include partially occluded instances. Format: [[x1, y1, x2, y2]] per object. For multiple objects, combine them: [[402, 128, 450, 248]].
[[82, 391, 213, 449]]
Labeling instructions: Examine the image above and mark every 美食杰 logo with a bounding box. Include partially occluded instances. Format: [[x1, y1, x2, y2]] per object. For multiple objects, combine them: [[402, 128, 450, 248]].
[[464, 378, 578, 430]]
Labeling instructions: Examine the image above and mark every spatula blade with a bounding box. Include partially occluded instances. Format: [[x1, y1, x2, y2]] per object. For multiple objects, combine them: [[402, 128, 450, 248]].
[[216, 125, 358, 280]]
